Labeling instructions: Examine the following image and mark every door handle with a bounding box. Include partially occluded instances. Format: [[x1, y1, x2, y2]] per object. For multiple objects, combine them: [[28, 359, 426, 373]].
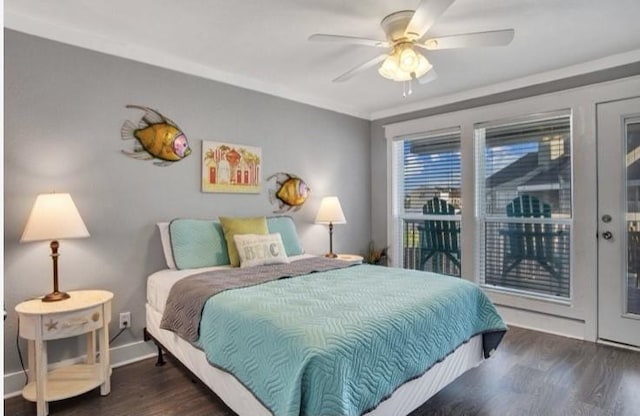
[[602, 231, 613, 240]]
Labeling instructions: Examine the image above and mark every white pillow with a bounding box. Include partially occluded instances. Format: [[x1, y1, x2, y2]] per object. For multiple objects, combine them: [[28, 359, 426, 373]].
[[233, 233, 290, 268], [157, 222, 177, 270]]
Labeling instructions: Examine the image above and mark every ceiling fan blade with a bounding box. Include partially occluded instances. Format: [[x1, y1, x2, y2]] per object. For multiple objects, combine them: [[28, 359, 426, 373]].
[[309, 34, 389, 48], [422, 29, 515, 50], [418, 68, 438, 85], [333, 54, 388, 83], [404, 0, 455, 39]]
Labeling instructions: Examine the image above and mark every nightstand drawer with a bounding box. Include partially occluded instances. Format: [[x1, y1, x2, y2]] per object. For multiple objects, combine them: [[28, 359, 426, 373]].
[[18, 304, 105, 341], [42, 305, 104, 340]]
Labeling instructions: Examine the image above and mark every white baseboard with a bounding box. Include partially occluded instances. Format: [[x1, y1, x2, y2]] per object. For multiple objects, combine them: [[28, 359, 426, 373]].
[[110, 338, 158, 369], [3, 339, 157, 399], [496, 305, 586, 340]]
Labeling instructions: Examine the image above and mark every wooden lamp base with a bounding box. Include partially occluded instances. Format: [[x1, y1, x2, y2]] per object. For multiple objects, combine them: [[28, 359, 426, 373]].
[[42, 291, 70, 303], [42, 240, 70, 302]]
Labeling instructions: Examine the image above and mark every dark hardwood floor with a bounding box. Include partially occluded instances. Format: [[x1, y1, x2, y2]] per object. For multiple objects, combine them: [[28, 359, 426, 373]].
[[5, 326, 640, 416]]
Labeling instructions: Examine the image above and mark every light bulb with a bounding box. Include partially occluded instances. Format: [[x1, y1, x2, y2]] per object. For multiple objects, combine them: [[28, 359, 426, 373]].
[[399, 45, 419, 72]]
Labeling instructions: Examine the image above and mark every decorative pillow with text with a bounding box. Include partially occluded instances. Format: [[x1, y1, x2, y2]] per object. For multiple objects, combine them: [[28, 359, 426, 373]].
[[233, 233, 290, 268]]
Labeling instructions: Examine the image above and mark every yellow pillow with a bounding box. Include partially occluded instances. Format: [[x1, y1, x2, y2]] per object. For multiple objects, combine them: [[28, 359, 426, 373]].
[[219, 216, 269, 267]]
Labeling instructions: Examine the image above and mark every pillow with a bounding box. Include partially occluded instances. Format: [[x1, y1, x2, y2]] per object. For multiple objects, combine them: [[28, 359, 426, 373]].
[[169, 219, 230, 269], [157, 222, 177, 269], [267, 216, 304, 256], [233, 233, 290, 268], [219, 216, 269, 267]]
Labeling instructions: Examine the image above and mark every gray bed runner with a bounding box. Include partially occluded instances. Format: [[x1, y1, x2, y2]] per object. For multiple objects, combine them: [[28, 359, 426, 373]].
[[160, 256, 359, 342]]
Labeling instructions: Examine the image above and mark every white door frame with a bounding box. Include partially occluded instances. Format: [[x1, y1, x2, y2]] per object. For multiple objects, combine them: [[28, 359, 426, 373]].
[[596, 96, 640, 348]]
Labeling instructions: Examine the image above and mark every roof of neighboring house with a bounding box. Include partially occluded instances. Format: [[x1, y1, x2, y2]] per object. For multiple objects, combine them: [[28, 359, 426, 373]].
[[629, 127, 640, 182], [525, 155, 571, 186], [487, 152, 571, 189], [629, 158, 640, 182], [487, 152, 539, 188]]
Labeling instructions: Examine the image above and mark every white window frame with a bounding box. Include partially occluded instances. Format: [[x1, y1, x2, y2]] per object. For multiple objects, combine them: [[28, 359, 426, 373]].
[[474, 110, 574, 301], [383, 89, 598, 330], [389, 127, 462, 271], [387, 126, 462, 272]]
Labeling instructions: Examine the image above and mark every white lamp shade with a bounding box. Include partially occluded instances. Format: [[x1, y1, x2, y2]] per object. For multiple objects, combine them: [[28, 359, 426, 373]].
[[315, 196, 347, 225], [21, 193, 90, 242]]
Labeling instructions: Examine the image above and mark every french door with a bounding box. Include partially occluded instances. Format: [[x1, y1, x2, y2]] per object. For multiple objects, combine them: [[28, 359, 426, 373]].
[[597, 96, 640, 347]]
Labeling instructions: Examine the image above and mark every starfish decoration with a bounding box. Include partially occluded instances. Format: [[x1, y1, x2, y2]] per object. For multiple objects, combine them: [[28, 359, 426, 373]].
[[45, 319, 58, 332]]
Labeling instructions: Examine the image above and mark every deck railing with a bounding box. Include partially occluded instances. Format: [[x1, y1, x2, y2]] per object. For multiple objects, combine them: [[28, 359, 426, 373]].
[[402, 219, 640, 299], [402, 219, 461, 277], [401, 218, 570, 297]]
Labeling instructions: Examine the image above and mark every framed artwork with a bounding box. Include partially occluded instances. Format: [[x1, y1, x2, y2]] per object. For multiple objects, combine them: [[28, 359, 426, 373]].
[[202, 141, 262, 193]]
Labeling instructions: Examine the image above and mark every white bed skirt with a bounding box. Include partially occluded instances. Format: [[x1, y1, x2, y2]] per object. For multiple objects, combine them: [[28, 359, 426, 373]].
[[146, 303, 484, 416]]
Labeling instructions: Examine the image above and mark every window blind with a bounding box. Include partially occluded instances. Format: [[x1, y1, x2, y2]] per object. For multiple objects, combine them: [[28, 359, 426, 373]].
[[392, 129, 462, 276], [402, 132, 461, 212], [475, 111, 572, 298]]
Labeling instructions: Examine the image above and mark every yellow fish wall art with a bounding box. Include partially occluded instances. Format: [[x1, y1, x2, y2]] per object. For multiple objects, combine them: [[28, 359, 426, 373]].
[[121, 105, 192, 166], [267, 172, 311, 213]]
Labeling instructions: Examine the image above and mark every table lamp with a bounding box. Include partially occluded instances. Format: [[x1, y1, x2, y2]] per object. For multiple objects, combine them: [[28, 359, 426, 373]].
[[315, 196, 346, 258], [21, 193, 90, 302]]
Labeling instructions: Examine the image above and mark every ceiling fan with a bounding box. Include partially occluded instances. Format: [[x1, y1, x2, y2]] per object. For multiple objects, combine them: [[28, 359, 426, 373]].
[[309, 0, 514, 94]]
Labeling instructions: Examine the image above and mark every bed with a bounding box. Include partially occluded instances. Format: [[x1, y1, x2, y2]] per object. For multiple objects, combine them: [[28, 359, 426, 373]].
[[145, 217, 506, 416]]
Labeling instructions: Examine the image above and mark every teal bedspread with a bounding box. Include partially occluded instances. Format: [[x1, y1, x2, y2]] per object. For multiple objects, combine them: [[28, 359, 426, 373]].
[[197, 264, 506, 416]]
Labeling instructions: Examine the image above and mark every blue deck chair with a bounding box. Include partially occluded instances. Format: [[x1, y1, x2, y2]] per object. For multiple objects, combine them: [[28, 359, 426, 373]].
[[419, 197, 461, 274], [501, 195, 563, 283]]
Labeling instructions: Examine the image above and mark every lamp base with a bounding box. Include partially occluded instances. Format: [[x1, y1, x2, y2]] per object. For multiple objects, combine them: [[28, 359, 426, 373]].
[[324, 253, 338, 258], [42, 291, 70, 303]]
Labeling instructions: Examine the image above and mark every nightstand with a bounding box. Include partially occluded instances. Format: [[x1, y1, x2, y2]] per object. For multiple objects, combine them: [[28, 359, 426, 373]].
[[15, 290, 113, 416], [336, 254, 364, 263]]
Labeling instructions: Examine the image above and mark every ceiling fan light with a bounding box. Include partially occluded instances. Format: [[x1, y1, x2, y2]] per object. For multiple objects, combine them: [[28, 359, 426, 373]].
[[378, 54, 401, 80], [378, 45, 432, 82], [413, 53, 433, 79], [398, 44, 419, 72], [379, 61, 414, 82]]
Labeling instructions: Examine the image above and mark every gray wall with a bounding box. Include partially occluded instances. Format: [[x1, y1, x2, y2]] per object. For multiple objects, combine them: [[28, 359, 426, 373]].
[[4, 30, 371, 374]]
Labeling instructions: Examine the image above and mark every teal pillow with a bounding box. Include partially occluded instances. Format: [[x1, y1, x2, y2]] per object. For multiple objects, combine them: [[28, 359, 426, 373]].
[[267, 216, 304, 256], [169, 219, 230, 269]]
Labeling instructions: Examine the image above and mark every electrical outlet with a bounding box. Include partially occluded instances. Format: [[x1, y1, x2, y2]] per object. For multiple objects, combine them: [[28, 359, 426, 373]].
[[119, 312, 131, 329]]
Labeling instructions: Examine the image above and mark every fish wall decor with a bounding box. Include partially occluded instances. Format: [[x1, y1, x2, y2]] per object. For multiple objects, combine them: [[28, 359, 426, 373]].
[[121, 105, 191, 166], [267, 172, 311, 213]]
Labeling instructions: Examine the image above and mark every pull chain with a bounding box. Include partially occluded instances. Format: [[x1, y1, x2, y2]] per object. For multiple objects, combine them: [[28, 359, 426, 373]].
[[402, 77, 414, 98]]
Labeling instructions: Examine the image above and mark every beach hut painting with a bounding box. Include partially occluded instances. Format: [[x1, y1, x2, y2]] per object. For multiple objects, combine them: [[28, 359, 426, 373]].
[[202, 141, 262, 193]]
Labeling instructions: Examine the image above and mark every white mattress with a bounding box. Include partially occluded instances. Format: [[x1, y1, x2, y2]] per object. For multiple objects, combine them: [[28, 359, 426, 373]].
[[145, 261, 484, 416], [147, 265, 230, 313], [146, 254, 314, 313]]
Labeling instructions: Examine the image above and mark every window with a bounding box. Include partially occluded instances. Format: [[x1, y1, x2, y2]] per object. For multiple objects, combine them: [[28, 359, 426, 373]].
[[475, 111, 572, 298], [391, 128, 462, 277]]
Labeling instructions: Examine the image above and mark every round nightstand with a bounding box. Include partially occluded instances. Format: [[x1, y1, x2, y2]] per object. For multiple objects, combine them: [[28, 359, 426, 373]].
[[15, 290, 113, 416]]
